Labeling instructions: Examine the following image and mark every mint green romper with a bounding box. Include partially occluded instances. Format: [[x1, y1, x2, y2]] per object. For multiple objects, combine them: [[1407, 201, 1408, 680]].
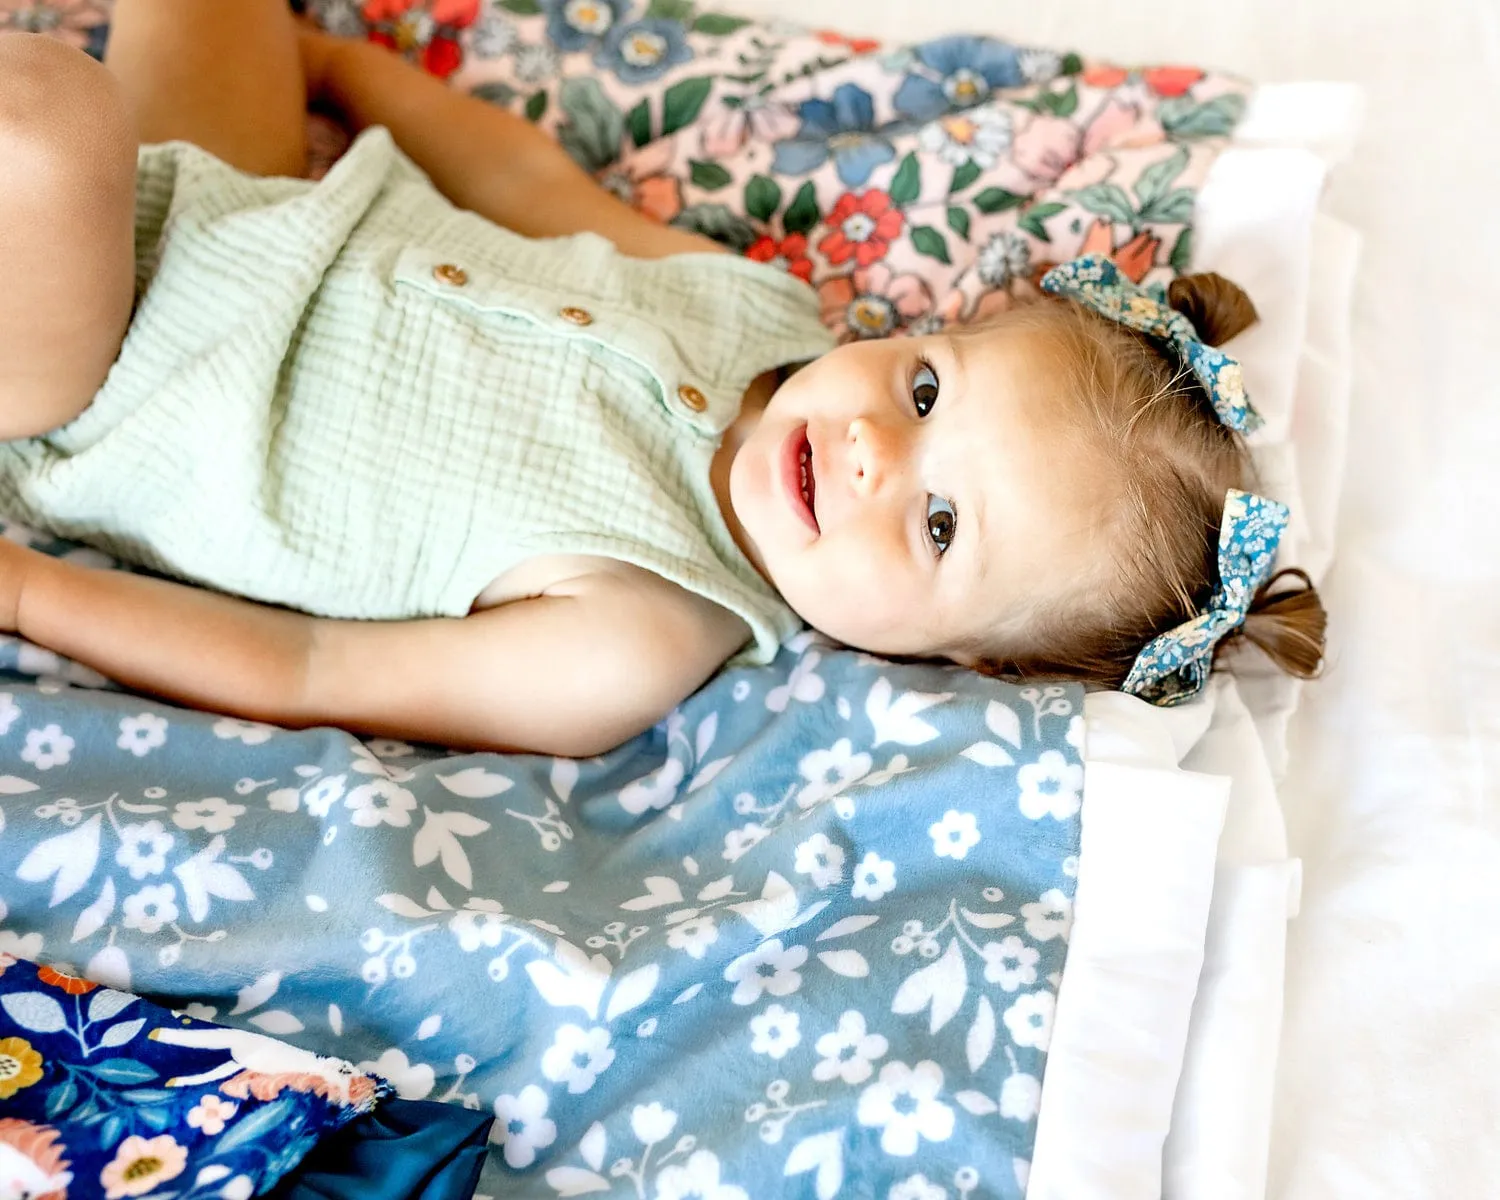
[[0, 127, 837, 664]]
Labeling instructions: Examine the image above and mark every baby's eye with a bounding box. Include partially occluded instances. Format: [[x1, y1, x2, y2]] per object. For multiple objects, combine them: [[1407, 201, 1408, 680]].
[[912, 361, 940, 417], [927, 494, 957, 556]]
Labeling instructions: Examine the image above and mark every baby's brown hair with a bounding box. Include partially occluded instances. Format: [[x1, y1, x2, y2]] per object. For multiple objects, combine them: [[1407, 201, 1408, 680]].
[[961, 270, 1326, 694]]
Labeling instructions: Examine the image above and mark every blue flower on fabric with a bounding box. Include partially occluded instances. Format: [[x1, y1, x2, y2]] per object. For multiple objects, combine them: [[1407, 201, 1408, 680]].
[[893, 36, 1025, 122], [542, 0, 630, 53], [771, 83, 897, 188], [593, 17, 693, 84]]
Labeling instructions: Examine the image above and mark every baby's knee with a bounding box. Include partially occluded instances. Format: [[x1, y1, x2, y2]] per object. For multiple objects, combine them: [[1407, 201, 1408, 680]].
[[0, 33, 135, 192]]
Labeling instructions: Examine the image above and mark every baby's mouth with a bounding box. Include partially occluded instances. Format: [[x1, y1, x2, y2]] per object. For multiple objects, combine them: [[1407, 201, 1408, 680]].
[[799, 432, 818, 530]]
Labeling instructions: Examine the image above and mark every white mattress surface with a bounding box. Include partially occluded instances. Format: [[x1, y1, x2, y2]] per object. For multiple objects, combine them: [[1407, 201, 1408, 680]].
[[724, 1, 1500, 1195]]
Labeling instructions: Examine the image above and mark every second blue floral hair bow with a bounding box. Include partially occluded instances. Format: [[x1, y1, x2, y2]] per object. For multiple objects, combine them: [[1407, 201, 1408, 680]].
[[1121, 489, 1290, 705], [1039, 253, 1263, 434]]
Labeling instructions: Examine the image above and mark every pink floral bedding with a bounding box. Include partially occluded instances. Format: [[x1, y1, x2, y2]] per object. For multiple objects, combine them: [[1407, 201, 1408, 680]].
[[8, 0, 1248, 332]]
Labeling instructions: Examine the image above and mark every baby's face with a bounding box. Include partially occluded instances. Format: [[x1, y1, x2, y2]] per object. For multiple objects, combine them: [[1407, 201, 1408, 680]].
[[729, 327, 1099, 662]]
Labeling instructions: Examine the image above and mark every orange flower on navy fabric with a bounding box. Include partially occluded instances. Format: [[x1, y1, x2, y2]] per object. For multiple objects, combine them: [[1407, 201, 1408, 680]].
[[746, 234, 814, 284], [363, 0, 480, 79], [37, 964, 98, 995], [817, 191, 904, 269]]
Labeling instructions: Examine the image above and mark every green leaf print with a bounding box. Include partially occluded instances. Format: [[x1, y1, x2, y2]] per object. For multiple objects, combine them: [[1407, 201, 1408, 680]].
[[524, 89, 548, 123], [1158, 93, 1247, 139], [1060, 52, 1084, 75], [671, 203, 760, 252], [627, 98, 652, 148], [911, 225, 952, 265], [1170, 227, 1194, 272], [662, 76, 715, 136], [499, 0, 540, 12], [1073, 183, 1136, 226], [689, 159, 734, 191], [946, 206, 971, 240], [1017, 201, 1067, 242], [973, 187, 1025, 214], [745, 174, 783, 223], [1039, 83, 1079, 118], [646, 0, 696, 20], [557, 77, 623, 173], [1139, 188, 1196, 225], [469, 81, 518, 109], [948, 161, 982, 195], [693, 12, 752, 34], [783, 181, 820, 236], [889, 153, 922, 206], [1133, 146, 1188, 209]]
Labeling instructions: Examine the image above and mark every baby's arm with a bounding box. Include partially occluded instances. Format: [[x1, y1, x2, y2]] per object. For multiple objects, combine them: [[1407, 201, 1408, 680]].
[[305, 29, 722, 260], [4, 543, 739, 756]]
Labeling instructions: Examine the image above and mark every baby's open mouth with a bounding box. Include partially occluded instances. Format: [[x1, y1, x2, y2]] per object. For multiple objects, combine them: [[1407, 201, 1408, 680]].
[[783, 424, 820, 534], [799, 432, 817, 524]]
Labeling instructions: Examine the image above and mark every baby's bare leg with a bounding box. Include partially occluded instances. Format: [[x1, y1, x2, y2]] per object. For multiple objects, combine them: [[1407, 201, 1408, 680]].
[[104, 0, 307, 177], [0, 34, 137, 439]]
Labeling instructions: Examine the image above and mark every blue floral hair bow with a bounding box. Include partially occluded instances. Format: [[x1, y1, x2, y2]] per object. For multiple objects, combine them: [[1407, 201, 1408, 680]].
[[1121, 489, 1290, 705], [1039, 254, 1263, 434]]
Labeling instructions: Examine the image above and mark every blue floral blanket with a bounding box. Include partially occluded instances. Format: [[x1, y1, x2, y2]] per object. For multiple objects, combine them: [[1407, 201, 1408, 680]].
[[0, 532, 1083, 1199]]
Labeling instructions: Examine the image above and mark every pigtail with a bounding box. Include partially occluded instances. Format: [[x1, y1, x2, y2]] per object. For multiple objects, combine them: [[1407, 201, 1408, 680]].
[[1220, 568, 1327, 679], [1166, 272, 1258, 346]]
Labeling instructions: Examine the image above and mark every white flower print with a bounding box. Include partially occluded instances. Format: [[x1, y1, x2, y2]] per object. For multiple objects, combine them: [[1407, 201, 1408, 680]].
[[470, 9, 517, 57], [655, 1149, 749, 1200], [21, 724, 73, 770], [492, 1084, 556, 1169], [723, 938, 808, 1006], [981, 935, 1041, 992], [976, 231, 1032, 290], [181, 1002, 217, 1022], [212, 717, 276, 745], [123, 883, 179, 934], [929, 810, 980, 860], [1065, 714, 1085, 753], [0, 931, 42, 960], [795, 738, 871, 809], [266, 787, 300, 813], [541, 1024, 615, 1094], [1018, 47, 1063, 83], [765, 651, 825, 713], [813, 1010, 888, 1084], [1021, 888, 1073, 942], [793, 833, 845, 888], [449, 907, 507, 952], [304, 774, 346, 818], [344, 779, 417, 828], [172, 797, 245, 834], [722, 822, 768, 863], [186, 1095, 238, 1136], [618, 758, 685, 816], [356, 1048, 435, 1100], [115, 820, 174, 880], [889, 1175, 948, 1200], [851, 852, 896, 902], [630, 1101, 677, 1144], [511, 41, 559, 86], [856, 1060, 955, 1156], [365, 739, 414, 760], [116, 712, 168, 758], [1017, 749, 1084, 821], [1003, 990, 1056, 1051], [748, 1003, 801, 1059], [1000, 1072, 1042, 1121], [666, 913, 719, 959], [0, 693, 20, 736], [917, 107, 1013, 168]]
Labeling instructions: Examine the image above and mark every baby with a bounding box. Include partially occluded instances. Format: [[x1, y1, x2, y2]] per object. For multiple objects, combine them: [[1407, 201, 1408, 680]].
[[0, 5, 1323, 756]]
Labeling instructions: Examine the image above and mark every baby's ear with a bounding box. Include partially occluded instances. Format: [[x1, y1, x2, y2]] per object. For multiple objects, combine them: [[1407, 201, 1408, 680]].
[[1166, 273, 1258, 345]]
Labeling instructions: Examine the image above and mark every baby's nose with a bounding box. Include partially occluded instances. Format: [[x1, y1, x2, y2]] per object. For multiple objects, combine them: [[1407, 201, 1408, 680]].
[[847, 416, 902, 496]]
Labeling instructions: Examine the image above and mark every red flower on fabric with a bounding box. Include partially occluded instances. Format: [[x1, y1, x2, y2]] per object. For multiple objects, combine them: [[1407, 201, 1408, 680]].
[[817, 191, 904, 269], [363, 0, 480, 79], [1082, 63, 1205, 98], [36, 964, 98, 995], [815, 29, 881, 55], [747, 234, 815, 284]]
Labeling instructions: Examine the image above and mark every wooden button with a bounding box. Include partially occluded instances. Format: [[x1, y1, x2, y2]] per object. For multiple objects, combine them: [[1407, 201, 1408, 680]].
[[677, 384, 708, 413], [432, 263, 468, 286], [559, 306, 594, 326]]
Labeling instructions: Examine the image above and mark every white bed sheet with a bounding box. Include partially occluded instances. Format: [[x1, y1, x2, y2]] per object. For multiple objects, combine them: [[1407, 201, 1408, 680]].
[[723, 1, 1500, 1195]]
